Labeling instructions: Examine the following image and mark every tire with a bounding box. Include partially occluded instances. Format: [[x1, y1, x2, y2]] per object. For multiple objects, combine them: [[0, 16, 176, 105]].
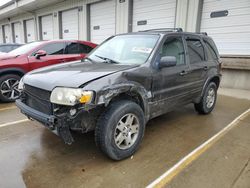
[[194, 82, 217, 114], [95, 100, 145, 160], [0, 74, 21, 102]]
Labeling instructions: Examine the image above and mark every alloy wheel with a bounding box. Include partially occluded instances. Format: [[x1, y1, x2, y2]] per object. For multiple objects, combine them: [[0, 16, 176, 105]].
[[114, 113, 140, 150]]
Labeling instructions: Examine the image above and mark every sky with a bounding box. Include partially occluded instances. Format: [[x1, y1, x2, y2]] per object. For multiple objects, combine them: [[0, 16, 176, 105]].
[[0, 0, 11, 6]]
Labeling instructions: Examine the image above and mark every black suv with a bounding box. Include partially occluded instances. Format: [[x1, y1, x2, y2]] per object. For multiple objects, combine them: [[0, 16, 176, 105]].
[[16, 28, 221, 160]]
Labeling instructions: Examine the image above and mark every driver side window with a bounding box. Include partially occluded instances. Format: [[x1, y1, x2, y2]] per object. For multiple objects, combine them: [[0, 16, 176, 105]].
[[161, 37, 185, 65], [33, 42, 65, 56]]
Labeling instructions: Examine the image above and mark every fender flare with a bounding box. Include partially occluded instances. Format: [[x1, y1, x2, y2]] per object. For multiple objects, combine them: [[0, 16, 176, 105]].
[[198, 75, 221, 102]]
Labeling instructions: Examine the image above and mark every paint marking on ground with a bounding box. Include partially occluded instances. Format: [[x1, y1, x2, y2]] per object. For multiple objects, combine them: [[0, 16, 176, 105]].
[[0, 106, 17, 112], [147, 108, 250, 188], [0, 119, 30, 128]]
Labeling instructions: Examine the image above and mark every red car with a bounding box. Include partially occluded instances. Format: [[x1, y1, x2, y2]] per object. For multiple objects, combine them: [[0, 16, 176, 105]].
[[0, 40, 97, 102]]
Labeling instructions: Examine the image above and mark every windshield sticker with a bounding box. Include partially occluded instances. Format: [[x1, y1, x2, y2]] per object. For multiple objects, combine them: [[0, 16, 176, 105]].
[[132, 47, 152, 54]]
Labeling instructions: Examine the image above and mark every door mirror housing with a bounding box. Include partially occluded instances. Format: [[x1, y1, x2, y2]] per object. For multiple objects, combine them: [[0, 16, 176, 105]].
[[159, 56, 177, 68], [35, 50, 47, 59]]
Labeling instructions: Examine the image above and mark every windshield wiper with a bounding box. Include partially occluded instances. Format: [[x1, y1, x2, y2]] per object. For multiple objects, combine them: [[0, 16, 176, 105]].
[[95, 55, 119, 64]]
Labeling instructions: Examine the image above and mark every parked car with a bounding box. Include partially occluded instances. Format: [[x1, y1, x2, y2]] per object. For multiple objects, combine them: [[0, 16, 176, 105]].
[[0, 40, 97, 102], [0, 43, 23, 53], [16, 28, 221, 160]]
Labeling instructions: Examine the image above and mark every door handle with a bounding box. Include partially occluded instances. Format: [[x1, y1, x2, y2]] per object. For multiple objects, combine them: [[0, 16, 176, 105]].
[[204, 66, 208, 71], [180, 70, 189, 76]]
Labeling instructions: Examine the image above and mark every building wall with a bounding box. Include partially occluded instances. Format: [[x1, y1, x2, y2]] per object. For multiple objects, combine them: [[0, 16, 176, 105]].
[[0, 0, 249, 90]]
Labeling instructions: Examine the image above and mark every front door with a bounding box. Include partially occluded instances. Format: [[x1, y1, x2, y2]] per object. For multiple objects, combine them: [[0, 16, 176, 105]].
[[28, 42, 66, 70], [151, 35, 191, 117]]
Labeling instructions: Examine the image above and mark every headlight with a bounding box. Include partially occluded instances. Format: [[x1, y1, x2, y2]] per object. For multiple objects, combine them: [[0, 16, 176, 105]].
[[18, 78, 24, 90], [50, 87, 93, 106]]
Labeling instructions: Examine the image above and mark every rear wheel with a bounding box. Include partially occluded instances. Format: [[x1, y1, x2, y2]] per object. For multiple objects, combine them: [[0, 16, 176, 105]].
[[95, 100, 145, 160], [0, 74, 21, 102], [194, 82, 217, 114]]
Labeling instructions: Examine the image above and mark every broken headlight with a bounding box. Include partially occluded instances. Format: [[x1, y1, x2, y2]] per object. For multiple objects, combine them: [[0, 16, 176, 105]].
[[50, 87, 93, 106]]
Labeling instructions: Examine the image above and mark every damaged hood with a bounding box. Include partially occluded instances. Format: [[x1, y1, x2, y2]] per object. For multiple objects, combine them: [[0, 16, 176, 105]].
[[23, 61, 138, 91]]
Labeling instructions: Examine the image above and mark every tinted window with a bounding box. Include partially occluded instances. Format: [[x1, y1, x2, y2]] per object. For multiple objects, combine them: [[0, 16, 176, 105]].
[[186, 38, 205, 63], [204, 38, 219, 60], [79, 44, 93, 53], [65, 43, 93, 54], [65, 43, 79, 54], [39, 42, 65, 55], [161, 37, 185, 65]]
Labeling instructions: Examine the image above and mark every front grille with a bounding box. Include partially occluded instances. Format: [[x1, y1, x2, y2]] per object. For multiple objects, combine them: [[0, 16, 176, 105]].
[[24, 84, 52, 115]]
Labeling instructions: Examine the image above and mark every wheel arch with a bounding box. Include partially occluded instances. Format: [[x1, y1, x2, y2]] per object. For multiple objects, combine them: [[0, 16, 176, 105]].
[[0, 68, 26, 78], [96, 83, 151, 121], [194, 75, 221, 104]]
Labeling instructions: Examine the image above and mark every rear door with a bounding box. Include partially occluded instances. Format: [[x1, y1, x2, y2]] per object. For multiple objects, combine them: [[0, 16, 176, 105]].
[[28, 42, 66, 70], [184, 35, 207, 94], [64, 42, 93, 62], [151, 35, 191, 116]]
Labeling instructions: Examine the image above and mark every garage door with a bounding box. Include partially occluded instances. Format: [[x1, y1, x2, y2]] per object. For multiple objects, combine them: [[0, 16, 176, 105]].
[[13, 22, 22, 43], [132, 0, 177, 32], [61, 9, 79, 40], [41, 15, 54, 40], [90, 0, 116, 44], [200, 0, 250, 55], [3, 25, 11, 43], [25, 19, 36, 43]]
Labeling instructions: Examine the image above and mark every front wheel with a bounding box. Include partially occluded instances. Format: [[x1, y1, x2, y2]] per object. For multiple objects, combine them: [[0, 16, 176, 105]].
[[0, 74, 21, 102], [194, 82, 217, 114], [95, 100, 145, 160]]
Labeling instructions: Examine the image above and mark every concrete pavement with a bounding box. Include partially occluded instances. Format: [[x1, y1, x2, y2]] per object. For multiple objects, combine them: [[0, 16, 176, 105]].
[[0, 94, 249, 188]]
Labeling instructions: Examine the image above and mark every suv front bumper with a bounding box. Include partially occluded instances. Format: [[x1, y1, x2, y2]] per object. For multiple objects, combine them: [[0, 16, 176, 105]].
[[16, 99, 74, 144]]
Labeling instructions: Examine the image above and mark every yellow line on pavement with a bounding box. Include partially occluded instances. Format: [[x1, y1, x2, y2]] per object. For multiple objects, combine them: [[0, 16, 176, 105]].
[[0, 119, 30, 128], [0, 106, 17, 112], [147, 108, 250, 188]]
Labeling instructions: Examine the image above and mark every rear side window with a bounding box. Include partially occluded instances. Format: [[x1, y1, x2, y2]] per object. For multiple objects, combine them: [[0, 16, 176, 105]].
[[65, 42, 93, 54], [39, 42, 65, 55], [203, 38, 219, 60], [186, 38, 205, 64]]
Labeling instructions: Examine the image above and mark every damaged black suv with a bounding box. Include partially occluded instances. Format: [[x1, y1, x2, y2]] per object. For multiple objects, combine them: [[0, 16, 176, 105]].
[[16, 28, 221, 160]]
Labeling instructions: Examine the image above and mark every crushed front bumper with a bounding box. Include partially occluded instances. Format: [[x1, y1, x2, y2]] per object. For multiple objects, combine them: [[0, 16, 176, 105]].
[[16, 99, 74, 144]]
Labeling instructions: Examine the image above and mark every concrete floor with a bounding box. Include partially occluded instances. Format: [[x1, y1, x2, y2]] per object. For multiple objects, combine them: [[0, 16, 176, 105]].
[[167, 111, 250, 188], [0, 95, 249, 188]]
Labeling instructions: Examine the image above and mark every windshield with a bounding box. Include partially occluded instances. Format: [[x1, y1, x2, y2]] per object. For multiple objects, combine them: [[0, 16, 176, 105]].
[[88, 34, 159, 65], [8, 42, 43, 56]]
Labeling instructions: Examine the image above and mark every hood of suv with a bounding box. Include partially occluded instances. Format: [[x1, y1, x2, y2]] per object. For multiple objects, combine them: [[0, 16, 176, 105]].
[[23, 61, 138, 91]]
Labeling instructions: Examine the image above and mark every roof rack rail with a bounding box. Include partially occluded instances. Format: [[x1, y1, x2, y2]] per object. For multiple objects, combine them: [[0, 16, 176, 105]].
[[197, 32, 208, 36], [140, 28, 183, 32]]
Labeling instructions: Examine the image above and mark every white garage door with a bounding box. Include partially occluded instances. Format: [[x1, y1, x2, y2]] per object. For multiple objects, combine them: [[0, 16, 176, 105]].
[[201, 0, 250, 55], [13, 22, 22, 43], [132, 0, 177, 32], [61, 9, 79, 40], [41, 15, 54, 40], [90, 0, 116, 44], [25, 19, 36, 43], [3, 25, 11, 43]]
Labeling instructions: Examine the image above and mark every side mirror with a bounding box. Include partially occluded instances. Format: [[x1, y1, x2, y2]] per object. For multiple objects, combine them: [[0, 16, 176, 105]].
[[159, 56, 177, 68], [35, 50, 47, 59]]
